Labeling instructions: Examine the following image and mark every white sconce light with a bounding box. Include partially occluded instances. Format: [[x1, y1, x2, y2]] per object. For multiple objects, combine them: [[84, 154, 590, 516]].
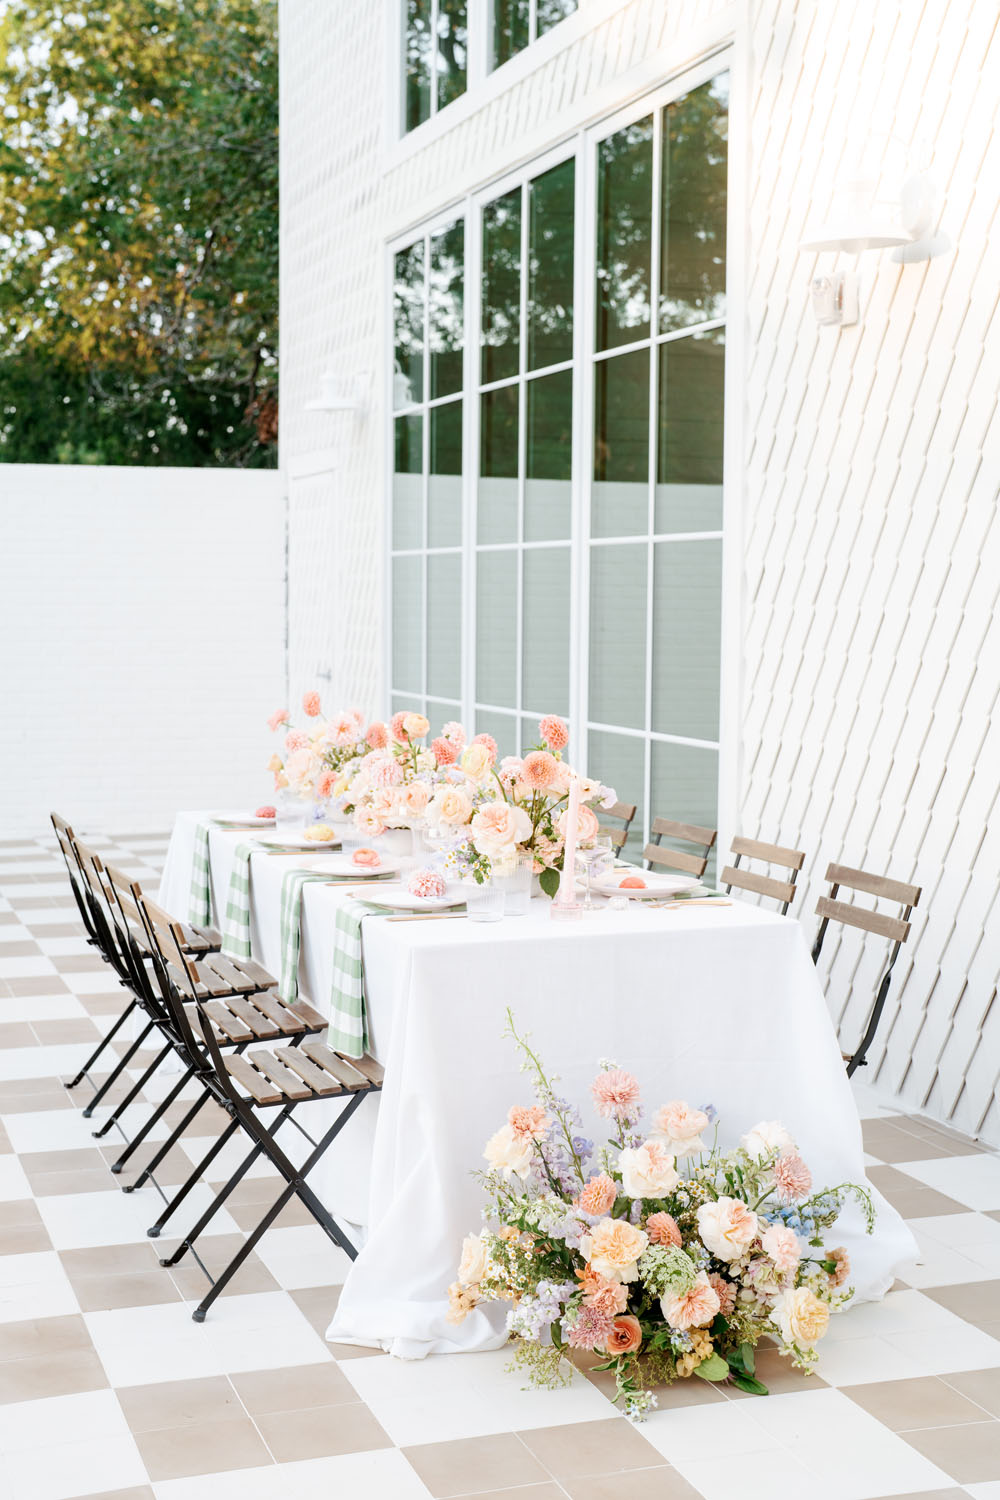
[[305, 368, 369, 413], [891, 173, 951, 262]]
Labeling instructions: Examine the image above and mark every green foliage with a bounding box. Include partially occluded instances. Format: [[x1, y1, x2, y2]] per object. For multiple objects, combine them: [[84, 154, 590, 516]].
[[0, 0, 278, 466], [538, 865, 560, 898]]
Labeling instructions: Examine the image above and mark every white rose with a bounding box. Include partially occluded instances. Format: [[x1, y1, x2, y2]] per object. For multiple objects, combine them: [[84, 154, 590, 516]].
[[653, 1101, 709, 1158], [741, 1120, 796, 1161], [457, 1233, 488, 1286], [470, 801, 532, 860], [427, 786, 473, 827], [461, 742, 494, 781], [483, 1122, 534, 1179], [772, 1285, 830, 1348], [696, 1197, 759, 1261], [618, 1140, 680, 1199]]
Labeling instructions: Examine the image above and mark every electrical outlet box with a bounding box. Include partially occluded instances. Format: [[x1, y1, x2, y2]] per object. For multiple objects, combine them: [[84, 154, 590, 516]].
[[810, 270, 859, 327]]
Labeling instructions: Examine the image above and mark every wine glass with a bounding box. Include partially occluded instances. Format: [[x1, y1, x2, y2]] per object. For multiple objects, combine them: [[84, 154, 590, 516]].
[[576, 834, 614, 911]]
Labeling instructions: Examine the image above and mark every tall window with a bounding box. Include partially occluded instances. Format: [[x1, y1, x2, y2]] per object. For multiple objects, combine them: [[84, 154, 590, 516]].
[[491, 0, 577, 70], [404, 0, 468, 133], [389, 69, 729, 854]]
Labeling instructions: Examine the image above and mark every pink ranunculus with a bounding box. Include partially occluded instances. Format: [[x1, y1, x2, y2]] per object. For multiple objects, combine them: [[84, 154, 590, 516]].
[[366, 721, 388, 749], [329, 714, 359, 747], [761, 1222, 801, 1274], [390, 711, 410, 744], [559, 803, 599, 843], [403, 712, 430, 739], [442, 720, 467, 749], [646, 1212, 682, 1248], [302, 690, 322, 718], [577, 1173, 618, 1216], [508, 1104, 550, 1140], [566, 1303, 615, 1351], [267, 708, 289, 733], [662, 1272, 721, 1331], [591, 1068, 641, 1120], [355, 807, 387, 838], [471, 732, 498, 764], [284, 729, 308, 753], [538, 714, 569, 752], [521, 750, 559, 791], [316, 769, 337, 800], [254, 805, 276, 820], [773, 1152, 813, 1204], [606, 1314, 643, 1354], [432, 736, 458, 765]]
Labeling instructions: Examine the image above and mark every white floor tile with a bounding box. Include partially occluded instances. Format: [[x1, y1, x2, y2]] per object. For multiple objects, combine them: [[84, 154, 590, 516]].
[[16, 907, 89, 925], [36, 937, 96, 957], [56, 970, 128, 994], [824, 1289, 959, 1342], [0, 1250, 80, 1323], [252, 1223, 353, 1289], [885, 1322, 1000, 1373], [180, 1132, 278, 1179], [897, 1154, 1000, 1210], [36, 1184, 238, 1250], [0, 1042, 93, 1082], [643, 1398, 782, 1461], [912, 1210, 1000, 1251], [200, 1289, 336, 1374], [3, 1107, 113, 1154], [0, 956, 60, 979], [0, 994, 88, 1022], [813, 1334, 930, 1385], [670, 1446, 839, 1500], [153, 1448, 433, 1500], [0, 925, 33, 943], [0, 1153, 31, 1201], [967, 1484, 1000, 1498]]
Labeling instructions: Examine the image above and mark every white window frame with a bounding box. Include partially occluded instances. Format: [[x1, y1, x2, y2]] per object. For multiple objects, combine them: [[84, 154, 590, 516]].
[[384, 36, 747, 855]]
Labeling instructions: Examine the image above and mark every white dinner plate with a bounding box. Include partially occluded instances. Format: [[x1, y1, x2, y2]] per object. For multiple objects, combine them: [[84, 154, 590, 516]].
[[254, 831, 342, 850], [312, 853, 402, 878], [347, 881, 464, 911], [592, 868, 699, 900], [213, 813, 276, 828]]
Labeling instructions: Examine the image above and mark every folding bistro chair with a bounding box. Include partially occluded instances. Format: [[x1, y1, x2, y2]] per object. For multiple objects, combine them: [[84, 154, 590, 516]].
[[598, 799, 638, 856], [643, 817, 717, 879], [811, 862, 921, 1077], [721, 836, 806, 915]]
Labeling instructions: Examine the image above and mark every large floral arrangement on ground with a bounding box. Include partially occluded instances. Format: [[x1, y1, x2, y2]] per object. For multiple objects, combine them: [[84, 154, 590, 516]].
[[265, 693, 386, 803], [448, 1016, 874, 1417]]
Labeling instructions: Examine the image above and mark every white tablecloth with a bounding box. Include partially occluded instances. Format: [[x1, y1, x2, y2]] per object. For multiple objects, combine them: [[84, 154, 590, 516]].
[[160, 811, 918, 1358]]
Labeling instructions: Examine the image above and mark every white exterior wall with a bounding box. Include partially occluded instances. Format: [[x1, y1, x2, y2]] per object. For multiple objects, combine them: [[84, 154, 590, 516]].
[[0, 465, 286, 836], [279, 0, 1000, 1140]]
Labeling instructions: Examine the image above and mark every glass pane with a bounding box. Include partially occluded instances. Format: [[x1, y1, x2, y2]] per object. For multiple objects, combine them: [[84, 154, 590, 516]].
[[528, 158, 574, 370], [523, 547, 570, 716], [392, 556, 424, 694], [492, 0, 529, 66], [478, 385, 519, 544], [536, 0, 576, 36], [650, 739, 719, 882], [393, 414, 423, 550], [427, 553, 462, 700], [592, 349, 649, 538], [660, 74, 729, 333], [525, 369, 572, 542], [588, 728, 644, 857], [436, 0, 468, 110], [481, 188, 521, 383], [405, 0, 432, 132], [393, 240, 424, 408], [596, 116, 653, 351], [392, 693, 425, 717], [588, 542, 647, 730], [651, 539, 721, 740], [476, 550, 518, 708], [475, 708, 519, 759], [429, 221, 464, 399], [656, 329, 725, 532], [428, 400, 462, 547]]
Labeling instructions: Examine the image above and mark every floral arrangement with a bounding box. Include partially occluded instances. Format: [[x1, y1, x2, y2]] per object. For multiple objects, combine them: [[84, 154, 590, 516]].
[[345, 713, 478, 836], [448, 1015, 873, 1418], [265, 693, 386, 804]]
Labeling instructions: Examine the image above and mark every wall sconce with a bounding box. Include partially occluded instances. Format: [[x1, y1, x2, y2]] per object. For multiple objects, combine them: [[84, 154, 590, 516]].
[[305, 369, 369, 413]]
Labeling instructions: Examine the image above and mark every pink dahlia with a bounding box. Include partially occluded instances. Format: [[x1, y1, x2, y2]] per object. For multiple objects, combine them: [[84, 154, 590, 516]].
[[577, 1173, 618, 1217], [390, 711, 410, 744], [646, 1212, 682, 1248], [774, 1152, 812, 1204], [471, 732, 498, 765], [284, 729, 308, 753], [316, 769, 337, 800], [521, 750, 559, 791], [432, 736, 458, 766], [442, 720, 467, 749], [370, 757, 404, 789], [508, 1104, 549, 1139], [366, 721, 388, 749], [539, 714, 569, 752], [267, 708, 289, 733], [302, 690, 322, 718], [566, 1303, 615, 1351], [591, 1068, 641, 1120]]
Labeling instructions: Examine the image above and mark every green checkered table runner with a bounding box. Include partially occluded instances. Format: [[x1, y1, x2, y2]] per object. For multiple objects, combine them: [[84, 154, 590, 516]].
[[189, 821, 213, 927], [221, 842, 259, 960], [277, 868, 341, 1008], [328, 894, 380, 1058]]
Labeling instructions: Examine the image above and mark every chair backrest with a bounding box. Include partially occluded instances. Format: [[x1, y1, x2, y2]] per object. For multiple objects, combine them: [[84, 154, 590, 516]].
[[598, 800, 638, 855], [643, 817, 717, 878], [721, 835, 806, 914], [133, 888, 207, 1058], [69, 836, 128, 978], [49, 813, 101, 943]]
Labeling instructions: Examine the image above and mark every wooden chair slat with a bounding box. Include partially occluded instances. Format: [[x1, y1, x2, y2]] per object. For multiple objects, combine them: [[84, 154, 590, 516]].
[[721, 866, 797, 904], [202, 1000, 254, 1043], [225, 1052, 283, 1105], [824, 863, 921, 906], [651, 817, 717, 848], [222, 994, 281, 1039], [730, 835, 805, 871], [274, 1045, 342, 1096], [201, 954, 258, 994], [605, 801, 637, 823], [179, 921, 222, 953], [249, 1049, 313, 1101], [249, 989, 306, 1034], [643, 842, 708, 877], [234, 957, 277, 988], [284, 997, 330, 1031], [346, 1052, 385, 1087], [815, 896, 911, 943], [599, 825, 628, 852], [300, 1041, 369, 1091]]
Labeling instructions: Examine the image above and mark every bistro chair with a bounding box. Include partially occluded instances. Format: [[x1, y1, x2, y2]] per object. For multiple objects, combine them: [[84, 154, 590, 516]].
[[721, 835, 806, 915], [643, 817, 717, 880], [598, 799, 638, 855], [811, 862, 921, 1077]]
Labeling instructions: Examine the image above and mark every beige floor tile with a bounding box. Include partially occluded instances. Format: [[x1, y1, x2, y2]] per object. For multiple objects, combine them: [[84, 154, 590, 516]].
[[33, 1167, 123, 1196], [60, 1242, 162, 1277], [80, 993, 135, 1015], [0, 1197, 45, 1227], [518, 1418, 665, 1479], [862, 1122, 955, 1163], [403, 1433, 548, 1496], [166, 1240, 280, 1301], [75, 1489, 155, 1500], [118, 1374, 243, 1432], [842, 1375, 991, 1429], [0, 1089, 72, 1112], [0, 1075, 64, 1101], [0, 1346, 109, 1404], [926, 1280, 1000, 1327], [231, 1361, 357, 1414], [0, 1217, 53, 1253], [563, 1470, 704, 1499], [20, 1146, 107, 1176], [73, 1269, 183, 1312], [52, 953, 111, 973], [0, 1121, 10, 1153], [228, 1196, 315, 1231], [451, 1488, 565, 1500], [885, 1185, 969, 1217], [901, 1418, 1000, 1482], [0, 1313, 93, 1362], [0, 1023, 39, 1049], [0, 940, 43, 957], [135, 1415, 272, 1481], [722, 1344, 827, 1398], [31, 922, 89, 939], [5, 975, 69, 996], [254, 1400, 393, 1462], [288, 1284, 382, 1354], [33, 1017, 102, 1044], [206, 1173, 284, 1206], [945, 1366, 1000, 1417]]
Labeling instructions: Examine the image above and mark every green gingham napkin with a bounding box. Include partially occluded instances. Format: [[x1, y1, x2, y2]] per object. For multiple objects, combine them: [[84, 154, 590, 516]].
[[221, 842, 259, 960], [277, 868, 338, 1007], [328, 895, 379, 1058], [189, 821, 213, 926]]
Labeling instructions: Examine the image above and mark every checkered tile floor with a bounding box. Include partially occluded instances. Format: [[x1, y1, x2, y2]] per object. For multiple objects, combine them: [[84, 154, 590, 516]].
[[2, 832, 1000, 1498]]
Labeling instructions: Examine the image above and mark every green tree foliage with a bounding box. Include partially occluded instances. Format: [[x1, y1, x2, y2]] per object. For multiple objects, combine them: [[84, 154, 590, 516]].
[[0, 0, 278, 466]]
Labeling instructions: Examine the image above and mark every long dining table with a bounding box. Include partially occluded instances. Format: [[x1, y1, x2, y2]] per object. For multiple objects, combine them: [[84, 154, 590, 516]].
[[159, 811, 918, 1358]]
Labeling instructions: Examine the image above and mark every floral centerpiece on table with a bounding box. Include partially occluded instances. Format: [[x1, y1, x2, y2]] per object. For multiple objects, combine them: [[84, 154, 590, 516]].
[[266, 693, 387, 805], [448, 1015, 873, 1418], [345, 712, 484, 836]]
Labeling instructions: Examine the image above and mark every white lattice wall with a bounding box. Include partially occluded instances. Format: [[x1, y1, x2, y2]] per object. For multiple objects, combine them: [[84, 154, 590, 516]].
[[279, 0, 1000, 1140]]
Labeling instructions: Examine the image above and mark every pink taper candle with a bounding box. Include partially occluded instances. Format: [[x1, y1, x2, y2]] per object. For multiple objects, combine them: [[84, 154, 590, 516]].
[[555, 771, 581, 909]]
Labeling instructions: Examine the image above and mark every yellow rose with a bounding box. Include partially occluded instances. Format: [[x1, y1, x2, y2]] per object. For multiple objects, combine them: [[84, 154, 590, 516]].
[[460, 742, 493, 782], [580, 1217, 649, 1283], [772, 1286, 830, 1348], [457, 1233, 488, 1286]]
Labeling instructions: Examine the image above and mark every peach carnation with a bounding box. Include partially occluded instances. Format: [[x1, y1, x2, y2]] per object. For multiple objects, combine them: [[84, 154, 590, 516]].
[[827, 1246, 851, 1287], [408, 867, 447, 899], [284, 729, 308, 753], [471, 732, 498, 764], [432, 736, 458, 765], [366, 721, 388, 749], [654, 1102, 710, 1157], [662, 1272, 721, 1331], [761, 1221, 801, 1274], [507, 1104, 549, 1139], [538, 714, 569, 751], [316, 769, 338, 800], [707, 1271, 737, 1315], [606, 1314, 643, 1354], [267, 708, 289, 733], [351, 848, 382, 869], [586, 1281, 630, 1318], [697, 1197, 759, 1261], [302, 690, 322, 717], [441, 720, 467, 749], [591, 1068, 641, 1120], [577, 1173, 618, 1217], [773, 1152, 812, 1204], [390, 711, 410, 744], [646, 1212, 682, 1248], [521, 750, 559, 790], [370, 756, 404, 789]]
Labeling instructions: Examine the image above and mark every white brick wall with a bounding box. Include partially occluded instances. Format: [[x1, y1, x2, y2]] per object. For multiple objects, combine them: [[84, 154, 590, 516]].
[[279, 0, 1000, 1140], [0, 464, 287, 836]]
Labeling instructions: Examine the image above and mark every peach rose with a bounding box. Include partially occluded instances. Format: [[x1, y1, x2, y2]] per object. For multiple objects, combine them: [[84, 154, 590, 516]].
[[662, 1271, 722, 1331], [400, 781, 431, 820], [460, 742, 494, 782], [696, 1197, 759, 1261], [559, 803, 599, 843], [772, 1286, 830, 1348], [606, 1314, 643, 1354], [428, 786, 473, 827], [403, 712, 430, 739], [653, 1101, 709, 1158], [580, 1218, 648, 1283], [470, 800, 532, 860]]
